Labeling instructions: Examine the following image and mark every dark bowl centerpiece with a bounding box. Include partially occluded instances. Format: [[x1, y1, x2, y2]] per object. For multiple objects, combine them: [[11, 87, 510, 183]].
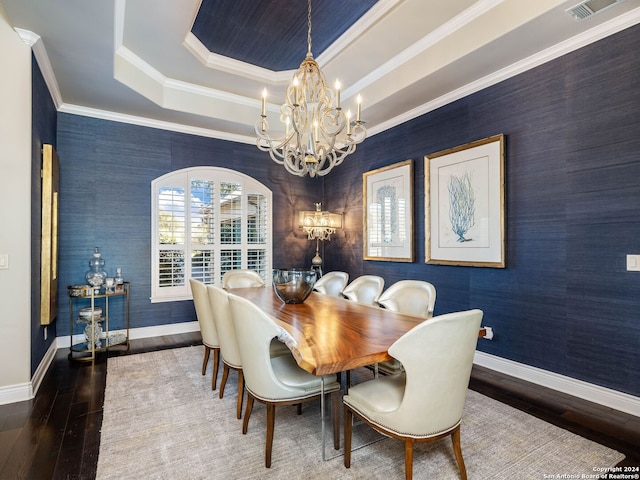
[[272, 268, 317, 304]]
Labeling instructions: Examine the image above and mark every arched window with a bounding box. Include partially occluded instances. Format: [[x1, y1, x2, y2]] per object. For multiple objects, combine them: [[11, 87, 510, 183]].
[[151, 167, 272, 302]]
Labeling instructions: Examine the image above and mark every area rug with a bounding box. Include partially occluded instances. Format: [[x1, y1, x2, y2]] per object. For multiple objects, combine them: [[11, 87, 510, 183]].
[[96, 346, 624, 479]]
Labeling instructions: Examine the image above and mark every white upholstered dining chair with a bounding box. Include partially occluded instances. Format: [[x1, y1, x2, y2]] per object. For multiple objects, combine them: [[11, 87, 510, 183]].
[[377, 279, 436, 318], [341, 275, 384, 306], [221, 269, 265, 289], [375, 279, 437, 375], [343, 309, 483, 480], [313, 271, 349, 297], [207, 284, 292, 419], [227, 293, 341, 468], [189, 279, 220, 390], [222, 269, 290, 357], [206, 284, 245, 419]]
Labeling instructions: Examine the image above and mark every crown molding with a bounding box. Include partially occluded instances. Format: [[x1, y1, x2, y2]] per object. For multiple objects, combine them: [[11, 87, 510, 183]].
[[346, 0, 503, 100], [369, 6, 640, 137], [313, 0, 403, 69], [14, 28, 63, 109], [23, 4, 640, 144], [182, 33, 292, 84], [58, 103, 255, 144], [114, 45, 265, 125], [182, 0, 402, 84]]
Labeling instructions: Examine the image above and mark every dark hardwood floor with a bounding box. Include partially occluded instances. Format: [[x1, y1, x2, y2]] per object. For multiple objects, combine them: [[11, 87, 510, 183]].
[[1, 333, 638, 479]]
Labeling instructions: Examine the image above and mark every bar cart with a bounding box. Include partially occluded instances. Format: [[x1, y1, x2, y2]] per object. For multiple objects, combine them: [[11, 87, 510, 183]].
[[67, 282, 130, 361]]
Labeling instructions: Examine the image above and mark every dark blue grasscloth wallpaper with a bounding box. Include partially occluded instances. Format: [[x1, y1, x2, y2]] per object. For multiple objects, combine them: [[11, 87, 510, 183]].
[[55, 116, 322, 341], [323, 24, 640, 396], [47, 24, 640, 397], [31, 53, 57, 375]]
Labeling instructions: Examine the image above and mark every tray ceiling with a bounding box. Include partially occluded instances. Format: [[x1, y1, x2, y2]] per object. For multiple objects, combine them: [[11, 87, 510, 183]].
[[2, 0, 639, 143]]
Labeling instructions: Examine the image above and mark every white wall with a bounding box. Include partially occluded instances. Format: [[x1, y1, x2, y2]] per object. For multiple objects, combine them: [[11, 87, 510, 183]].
[[0, 4, 33, 402]]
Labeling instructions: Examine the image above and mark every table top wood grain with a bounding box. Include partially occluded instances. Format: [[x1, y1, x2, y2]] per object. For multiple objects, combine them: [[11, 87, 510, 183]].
[[228, 287, 424, 376]]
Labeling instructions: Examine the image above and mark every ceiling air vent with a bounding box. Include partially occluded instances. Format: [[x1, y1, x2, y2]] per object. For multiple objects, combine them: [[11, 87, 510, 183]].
[[566, 0, 626, 21]]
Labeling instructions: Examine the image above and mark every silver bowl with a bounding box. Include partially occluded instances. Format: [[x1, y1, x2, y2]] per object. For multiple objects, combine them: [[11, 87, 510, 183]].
[[272, 269, 317, 304], [79, 306, 103, 321]]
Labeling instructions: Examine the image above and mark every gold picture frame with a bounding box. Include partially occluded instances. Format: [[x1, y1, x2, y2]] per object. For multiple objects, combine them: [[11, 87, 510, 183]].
[[363, 159, 414, 262], [41, 144, 60, 325], [425, 134, 505, 268]]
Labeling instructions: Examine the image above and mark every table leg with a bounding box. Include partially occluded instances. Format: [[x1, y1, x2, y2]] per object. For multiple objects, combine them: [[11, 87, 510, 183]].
[[321, 376, 326, 461]]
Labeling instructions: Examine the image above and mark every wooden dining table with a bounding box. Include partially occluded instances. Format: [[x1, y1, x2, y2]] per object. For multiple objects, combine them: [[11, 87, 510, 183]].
[[229, 286, 429, 459], [228, 285, 486, 460], [228, 286, 426, 377]]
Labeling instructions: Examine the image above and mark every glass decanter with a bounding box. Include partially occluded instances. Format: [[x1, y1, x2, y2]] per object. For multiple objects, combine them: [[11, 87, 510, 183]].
[[85, 247, 107, 290]]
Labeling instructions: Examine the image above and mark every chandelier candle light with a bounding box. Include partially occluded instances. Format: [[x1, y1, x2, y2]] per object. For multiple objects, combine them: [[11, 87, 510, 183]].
[[255, 0, 366, 177]]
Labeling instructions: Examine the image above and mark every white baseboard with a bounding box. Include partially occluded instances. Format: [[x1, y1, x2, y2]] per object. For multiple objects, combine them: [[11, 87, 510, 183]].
[[126, 320, 200, 340], [0, 341, 58, 405], [474, 351, 640, 417], [54, 320, 200, 348], [0, 321, 200, 405], [0, 381, 32, 405], [5, 324, 639, 417], [31, 340, 58, 396]]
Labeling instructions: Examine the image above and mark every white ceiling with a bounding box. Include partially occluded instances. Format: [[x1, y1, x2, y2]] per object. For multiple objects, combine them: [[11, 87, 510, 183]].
[[3, 0, 640, 144]]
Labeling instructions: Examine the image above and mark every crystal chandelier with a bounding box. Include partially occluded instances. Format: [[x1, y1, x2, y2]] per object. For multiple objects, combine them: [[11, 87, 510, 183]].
[[255, 0, 366, 178], [299, 203, 342, 272], [299, 203, 342, 241]]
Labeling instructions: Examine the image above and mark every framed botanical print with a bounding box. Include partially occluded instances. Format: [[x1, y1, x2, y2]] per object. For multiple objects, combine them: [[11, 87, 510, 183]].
[[363, 159, 414, 262], [425, 134, 505, 267]]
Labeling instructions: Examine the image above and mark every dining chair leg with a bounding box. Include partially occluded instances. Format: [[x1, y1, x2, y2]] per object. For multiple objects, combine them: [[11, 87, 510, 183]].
[[344, 405, 353, 468], [404, 439, 413, 480], [211, 347, 220, 390], [201, 346, 210, 375], [242, 393, 254, 434], [265, 403, 276, 468], [236, 370, 244, 420], [451, 426, 468, 480], [219, 364, 229, 399]]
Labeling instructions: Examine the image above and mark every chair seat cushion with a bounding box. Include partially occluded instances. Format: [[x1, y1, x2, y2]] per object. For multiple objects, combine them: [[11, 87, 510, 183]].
[[344, 372, 405, 414], [377, 359, 404, 375], [271, 354, 338, 393], [269, 339, 291, 357]]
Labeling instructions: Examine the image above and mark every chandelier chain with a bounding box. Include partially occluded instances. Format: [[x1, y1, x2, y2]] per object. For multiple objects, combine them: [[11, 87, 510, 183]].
[[307, 0, 312, 57]]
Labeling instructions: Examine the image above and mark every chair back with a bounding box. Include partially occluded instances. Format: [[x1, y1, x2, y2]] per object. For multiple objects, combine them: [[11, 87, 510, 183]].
[[386, 309, 483, 435], [227, 294, 295, 399], [189, 279, 219, 347], [313, 271, 349, 297], [222, 269, 265, 289], [377, 280, 436, 318], [207, 285, 242, 368], [342, 275, 384, 305]]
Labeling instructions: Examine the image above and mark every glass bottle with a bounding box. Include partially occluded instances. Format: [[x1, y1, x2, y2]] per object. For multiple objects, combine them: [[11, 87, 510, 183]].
[[115, 267, 124, 292], [85, 247, 107, 291]]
